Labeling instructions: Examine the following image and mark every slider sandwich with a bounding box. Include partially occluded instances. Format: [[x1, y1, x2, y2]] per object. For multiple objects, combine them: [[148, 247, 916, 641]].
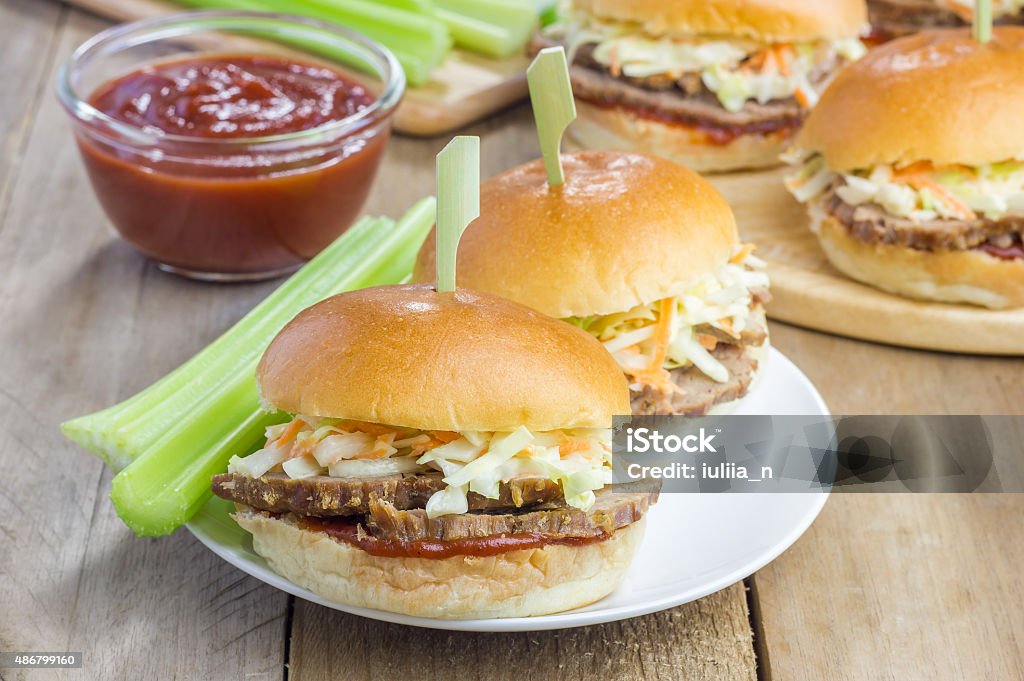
[[785, 28, 1024, 308], [212, 284, 656, 619], [536, 0, 868, 171], [868, 0, 1024, 41], [413, 151, 771, 415]]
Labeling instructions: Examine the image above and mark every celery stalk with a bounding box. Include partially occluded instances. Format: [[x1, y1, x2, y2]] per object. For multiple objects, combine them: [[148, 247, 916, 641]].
[[95, 198, 436, 535], [535, 0, 558, 27], [173, 0, 447, 86], [432, 0, 537, 58], [433, 9, 519, 59], [286, 0, 449, 83]]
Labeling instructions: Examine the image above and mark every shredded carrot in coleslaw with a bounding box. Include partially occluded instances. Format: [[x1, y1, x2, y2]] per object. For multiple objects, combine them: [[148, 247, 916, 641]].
[[892, 173, 977, 220], [730, 243, 756, 264], [430, 430, 460, 444], [646, 297, 677, 373], [559, 437, 592, 458], [337, 420, 399, 437], [271, 418, 306, 449], [774, 44, 792, 76]]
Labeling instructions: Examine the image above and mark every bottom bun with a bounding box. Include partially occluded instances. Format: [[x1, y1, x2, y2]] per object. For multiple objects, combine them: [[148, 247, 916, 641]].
[[235, 510, 647, 619], [812, 209, 1024, 309], [568, 100, 790, 173]]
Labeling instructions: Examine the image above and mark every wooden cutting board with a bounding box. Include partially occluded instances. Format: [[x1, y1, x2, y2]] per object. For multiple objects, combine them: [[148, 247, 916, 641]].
[[708, 168, 1024, 356], [64, 0, 529, 137]]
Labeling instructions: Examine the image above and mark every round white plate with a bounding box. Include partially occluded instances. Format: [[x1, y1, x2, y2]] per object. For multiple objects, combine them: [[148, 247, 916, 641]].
[[188, 347, 830, 632]]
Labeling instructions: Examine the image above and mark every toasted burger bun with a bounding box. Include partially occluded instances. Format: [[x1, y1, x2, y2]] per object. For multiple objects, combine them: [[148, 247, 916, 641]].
[[413, 151, 739, 318], [810, 207, 1024, 309], [257, 284, 629, 431], [797, 28, 1024, 171], [571, 0, 866, 42], [569, 101, 793, 173], [235, 510, 647, 619]]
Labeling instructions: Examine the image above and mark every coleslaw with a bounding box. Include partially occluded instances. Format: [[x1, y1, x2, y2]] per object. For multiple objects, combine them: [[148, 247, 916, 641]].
[[228, 417, 612, 518], [785, 153, 1024, 221], [566, 246, 769, 392]]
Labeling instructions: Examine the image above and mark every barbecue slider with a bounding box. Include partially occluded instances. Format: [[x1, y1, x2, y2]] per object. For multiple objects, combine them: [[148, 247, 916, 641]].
[[537, 0, 868, 172], [785, 28, 1024, 308], [212, 284, 655, 619], [868, 0, 1024, 41], [413, 151, 771, 416]]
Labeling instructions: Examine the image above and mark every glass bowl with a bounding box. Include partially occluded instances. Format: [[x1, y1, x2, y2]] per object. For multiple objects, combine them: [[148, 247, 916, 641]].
[[57, 11, 404, 281]]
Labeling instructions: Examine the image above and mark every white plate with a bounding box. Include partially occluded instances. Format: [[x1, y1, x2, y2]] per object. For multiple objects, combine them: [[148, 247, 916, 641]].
[[188, 347, 830, 632]]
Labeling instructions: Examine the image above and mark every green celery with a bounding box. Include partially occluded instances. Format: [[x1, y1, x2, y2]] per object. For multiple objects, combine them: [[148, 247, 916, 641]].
[[536, 0, 559, 27], [287, 0, 450, 83], [173, 0, 447, 86], [432, 0, 537, 58], [99, 198, 436, 536]]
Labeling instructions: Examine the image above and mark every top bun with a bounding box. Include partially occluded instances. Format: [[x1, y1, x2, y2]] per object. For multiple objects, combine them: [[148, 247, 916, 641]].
[[571, 0, 866, 42], [797, 27, 1024, 170], [257, 284, 629, 432], [413, 151, 739, 318]]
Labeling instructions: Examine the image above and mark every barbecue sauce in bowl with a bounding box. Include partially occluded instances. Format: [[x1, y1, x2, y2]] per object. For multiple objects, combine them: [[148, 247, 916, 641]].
[[74, 54, 393, 280]]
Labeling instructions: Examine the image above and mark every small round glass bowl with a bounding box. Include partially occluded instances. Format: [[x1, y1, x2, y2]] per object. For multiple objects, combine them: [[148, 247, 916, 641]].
[[57, 11, 404, 281]]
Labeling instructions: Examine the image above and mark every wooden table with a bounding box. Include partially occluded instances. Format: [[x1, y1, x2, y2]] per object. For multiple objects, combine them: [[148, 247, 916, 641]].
[[1, 2, 1022, 679]]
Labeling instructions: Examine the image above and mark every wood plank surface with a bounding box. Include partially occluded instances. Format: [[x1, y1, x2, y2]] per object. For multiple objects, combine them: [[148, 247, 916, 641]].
[[287, 583, 757, 681], [756, 324, 1024, 681], [755, 494, 1024, 681], [0, 0, 65, 221]]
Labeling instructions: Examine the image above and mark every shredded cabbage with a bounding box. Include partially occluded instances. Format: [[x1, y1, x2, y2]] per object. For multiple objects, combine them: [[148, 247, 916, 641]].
[[565, 246, 768, 389], [282, 454, 322, 480], [227, 417, 614, 518], [786, 154, 1024, 221], [548, 4, 865, 112], [227, 443, 287, 478]]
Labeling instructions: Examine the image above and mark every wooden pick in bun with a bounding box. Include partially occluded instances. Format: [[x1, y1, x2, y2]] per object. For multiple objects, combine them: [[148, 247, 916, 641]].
[[786, 28, 1024, 309], [213, 284, 658, 620], [535, 0, 867, 172], [414, 151, 772, 416]]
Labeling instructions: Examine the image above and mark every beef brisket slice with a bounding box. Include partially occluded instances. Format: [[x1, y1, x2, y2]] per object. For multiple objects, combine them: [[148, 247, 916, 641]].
[[631, 343, 760, 416], [362, 486, 658, 542], [212, 471, 565, 517], [823, 181, 1024, 252]]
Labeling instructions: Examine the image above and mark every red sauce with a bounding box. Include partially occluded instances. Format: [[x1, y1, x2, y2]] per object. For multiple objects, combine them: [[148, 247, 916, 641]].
[[980, 241, 1024, 260], [91, 56, 376, 138], [300, 517, 609, 559], [77, 54, 391, 279]]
